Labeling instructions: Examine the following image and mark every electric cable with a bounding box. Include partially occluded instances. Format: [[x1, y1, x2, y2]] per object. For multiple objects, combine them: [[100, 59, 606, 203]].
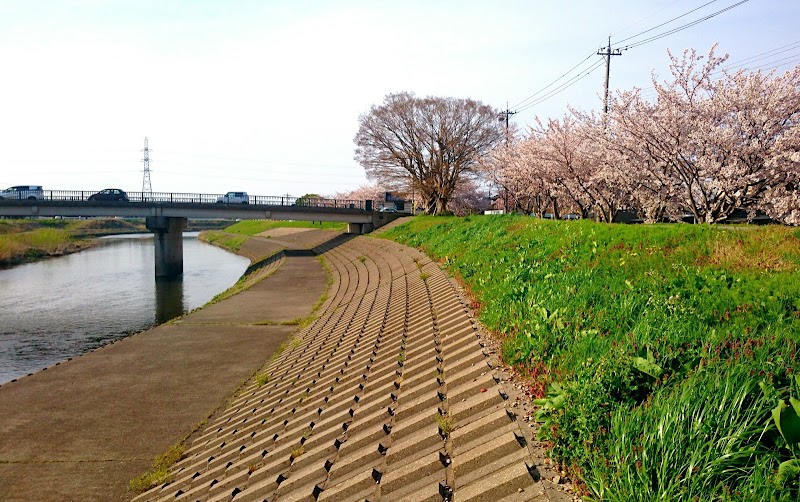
[[620, 0, 750, 50], [615, 0, 720, 45]]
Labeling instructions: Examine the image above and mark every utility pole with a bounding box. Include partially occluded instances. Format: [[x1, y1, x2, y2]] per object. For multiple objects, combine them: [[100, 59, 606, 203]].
[[497, 104, 517, 212], [498, 103, 517, 144], [597, 36, 622, 118], [141, 137, 153, 196]]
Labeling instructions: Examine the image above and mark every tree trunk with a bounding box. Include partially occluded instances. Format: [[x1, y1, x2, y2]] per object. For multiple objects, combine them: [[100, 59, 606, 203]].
[[434, 197, 448, 215]]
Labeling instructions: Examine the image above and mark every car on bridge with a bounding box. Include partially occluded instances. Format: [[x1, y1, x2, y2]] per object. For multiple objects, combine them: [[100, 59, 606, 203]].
[[217, 192, 249, 204], [88, 188, 129, 202], [0, 185, 43, 200]]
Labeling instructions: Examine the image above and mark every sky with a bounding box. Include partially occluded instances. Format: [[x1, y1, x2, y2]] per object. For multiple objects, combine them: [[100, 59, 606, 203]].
[[0, 0, 797, 198]]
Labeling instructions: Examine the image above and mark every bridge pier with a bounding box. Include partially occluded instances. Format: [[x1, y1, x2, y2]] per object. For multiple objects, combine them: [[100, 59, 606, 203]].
[[145, 216, 188, 278], [347, 222, 374, 234]]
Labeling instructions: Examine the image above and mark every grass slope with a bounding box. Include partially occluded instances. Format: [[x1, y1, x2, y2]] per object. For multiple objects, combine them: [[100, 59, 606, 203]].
[[379, 215, 800, 500], [224, 220, 346, 236]]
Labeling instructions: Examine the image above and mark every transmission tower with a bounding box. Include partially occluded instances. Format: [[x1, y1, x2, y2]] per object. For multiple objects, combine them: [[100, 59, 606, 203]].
[[141, 137, 153, 195]]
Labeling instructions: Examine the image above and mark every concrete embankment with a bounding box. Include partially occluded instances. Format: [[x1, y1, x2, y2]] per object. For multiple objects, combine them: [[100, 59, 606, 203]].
[[0, 226, 568, 501], [133, 227, 569, 502], [0, 229, 332, 501]]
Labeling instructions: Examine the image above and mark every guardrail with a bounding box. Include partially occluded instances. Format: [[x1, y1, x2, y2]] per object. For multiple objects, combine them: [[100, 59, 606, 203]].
[[0, 190, 368, 210]]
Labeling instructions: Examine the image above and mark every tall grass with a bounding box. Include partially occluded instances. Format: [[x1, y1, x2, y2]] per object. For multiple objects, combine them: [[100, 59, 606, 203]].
[[380, 215, 800, 500], [0, 228, 74, 263], [0, 218, 148, 265]]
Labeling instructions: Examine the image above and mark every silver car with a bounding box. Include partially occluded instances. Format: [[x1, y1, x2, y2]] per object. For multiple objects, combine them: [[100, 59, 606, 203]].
[[216, 191, 250, 204], [0, 185, 43, 200]]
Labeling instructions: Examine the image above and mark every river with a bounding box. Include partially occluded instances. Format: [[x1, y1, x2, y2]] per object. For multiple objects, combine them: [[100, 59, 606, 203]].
[[0, 232, 250, 384]]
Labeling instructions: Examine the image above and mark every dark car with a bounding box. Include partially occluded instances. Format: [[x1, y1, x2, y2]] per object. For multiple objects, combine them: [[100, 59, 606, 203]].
[[88, 189, 129, 202]]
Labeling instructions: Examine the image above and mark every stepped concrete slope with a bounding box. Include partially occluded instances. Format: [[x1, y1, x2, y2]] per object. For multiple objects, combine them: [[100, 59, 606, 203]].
[[134, 234, 550, 502], [0, 235, 327, 501]]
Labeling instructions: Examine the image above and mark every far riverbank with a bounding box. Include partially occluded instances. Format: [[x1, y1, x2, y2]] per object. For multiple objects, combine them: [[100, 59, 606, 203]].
[[0, 218, 231, 267]]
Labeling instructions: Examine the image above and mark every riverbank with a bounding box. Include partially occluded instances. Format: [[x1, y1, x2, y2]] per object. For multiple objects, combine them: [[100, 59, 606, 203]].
[[379, 216, 800, 500], [0, 229, 331, 501], [1, 222, 557, 502], [0, 218, 232, 267]]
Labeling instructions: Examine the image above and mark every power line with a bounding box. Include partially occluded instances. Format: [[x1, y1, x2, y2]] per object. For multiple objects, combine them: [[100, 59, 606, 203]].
[[638, 56, 800, 102], [719, 40, 800, 70], [620, 0, 750, 50], [721, 53, 800, 73], [738, 55, 800, 73], [615, 0, 720, 45], [508, 0, 751, 116], [610, 0, 687, 39], [517, 60, 606, 113], [714, 41, 800, 74], [510, 50, 597, 109]]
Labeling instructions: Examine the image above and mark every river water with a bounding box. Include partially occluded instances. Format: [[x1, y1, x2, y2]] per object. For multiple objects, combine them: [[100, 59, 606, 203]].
[[0, 233, 250, 384]]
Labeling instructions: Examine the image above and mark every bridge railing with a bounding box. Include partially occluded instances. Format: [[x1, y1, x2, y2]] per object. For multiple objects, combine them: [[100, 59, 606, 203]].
[[13, 191, 367, 210]]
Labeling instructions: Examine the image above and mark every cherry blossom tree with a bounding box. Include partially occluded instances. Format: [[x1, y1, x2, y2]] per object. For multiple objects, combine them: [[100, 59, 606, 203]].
[[602, 92, 681, 223], [609, 46, 800, 223], [334, 183, 388, 204], [447, 179, 491, 216], [529, 114, 625, 222], [480, 46, 800, 225], [481, 139, 547, 215]]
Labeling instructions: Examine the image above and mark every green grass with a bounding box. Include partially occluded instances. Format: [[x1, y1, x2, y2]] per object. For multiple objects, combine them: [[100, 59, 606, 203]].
[[201, 231, 248, 251], [379, 215, 800, 500], [255, 372, 271, 387], [0, 226, 83, 264], [224, 219, 346, 235], [0, 218, 149, 265], [129, 442, 187, 493]]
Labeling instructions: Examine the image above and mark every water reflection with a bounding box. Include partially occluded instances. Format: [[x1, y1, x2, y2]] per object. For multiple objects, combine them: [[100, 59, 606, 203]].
[[0, 232, 249, 383], [155, 277, 186, 324]]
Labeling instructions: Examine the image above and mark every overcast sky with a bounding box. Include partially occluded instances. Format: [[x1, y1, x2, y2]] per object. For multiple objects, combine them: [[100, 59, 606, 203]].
[[0, 0, 796, 198]]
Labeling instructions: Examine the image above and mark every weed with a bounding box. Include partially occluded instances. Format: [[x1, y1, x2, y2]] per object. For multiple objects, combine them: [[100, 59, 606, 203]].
[[435, 412, 455, 437], [290, 446, 304, 460], [358, 255, 367, 263], [129, 443, 186, 493], [255, 372, 271, 387], [419, 272, 430, 281]]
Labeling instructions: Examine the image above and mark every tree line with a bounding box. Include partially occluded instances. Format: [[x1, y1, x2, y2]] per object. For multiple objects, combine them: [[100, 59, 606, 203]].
[[348, 46, 799, 224]]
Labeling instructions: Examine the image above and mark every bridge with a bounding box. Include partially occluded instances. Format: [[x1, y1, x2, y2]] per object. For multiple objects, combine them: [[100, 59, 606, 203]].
[[0, 190, 404, 277]]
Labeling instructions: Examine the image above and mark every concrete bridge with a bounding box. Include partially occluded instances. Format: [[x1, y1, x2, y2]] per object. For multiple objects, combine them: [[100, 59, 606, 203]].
[[0, 191, 404, 277]]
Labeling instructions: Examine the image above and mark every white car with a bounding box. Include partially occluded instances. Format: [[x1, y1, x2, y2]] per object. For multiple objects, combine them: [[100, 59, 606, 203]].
[[0, 185, 43, 200], [216, 191, 249, 204]]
